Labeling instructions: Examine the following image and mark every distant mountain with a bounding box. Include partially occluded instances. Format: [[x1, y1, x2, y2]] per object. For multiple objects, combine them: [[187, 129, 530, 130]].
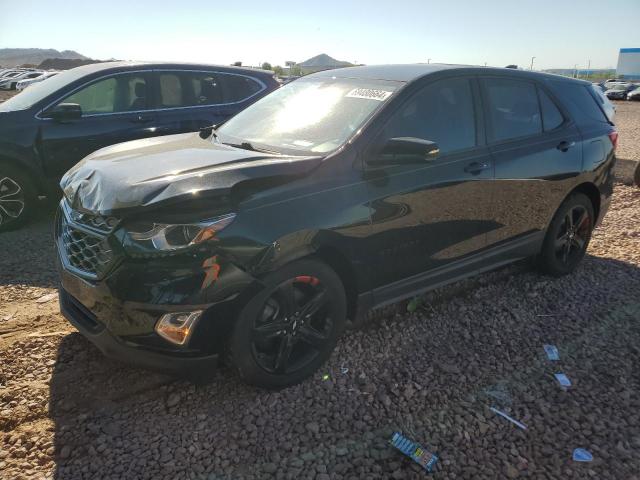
[[0, 48, 89, 67], [298, 54, 352, 68]]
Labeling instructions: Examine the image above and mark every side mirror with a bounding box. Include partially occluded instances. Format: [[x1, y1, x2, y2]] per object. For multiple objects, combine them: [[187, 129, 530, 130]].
[[44, 103, 82, 122], [369, 137, 440, 166]]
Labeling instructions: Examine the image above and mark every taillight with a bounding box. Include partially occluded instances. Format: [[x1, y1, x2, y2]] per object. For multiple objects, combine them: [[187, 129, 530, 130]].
[[608, 130, 619, 150]]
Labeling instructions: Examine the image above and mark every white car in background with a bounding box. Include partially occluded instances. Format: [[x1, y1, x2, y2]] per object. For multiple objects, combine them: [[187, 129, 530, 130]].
[[15, 71, 59, 90], [0, 70, 44, 90]]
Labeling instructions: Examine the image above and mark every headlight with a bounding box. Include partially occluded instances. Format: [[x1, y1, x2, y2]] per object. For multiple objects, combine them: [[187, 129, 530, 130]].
[[126, 213, 236, 252]]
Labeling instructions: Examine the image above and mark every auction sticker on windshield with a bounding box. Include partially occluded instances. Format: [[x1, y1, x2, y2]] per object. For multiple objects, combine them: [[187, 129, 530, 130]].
[[346, 88, 393, 101]]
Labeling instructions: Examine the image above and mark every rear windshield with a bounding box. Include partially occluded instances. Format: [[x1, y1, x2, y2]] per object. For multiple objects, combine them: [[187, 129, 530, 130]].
[[550, 81, 610, 127]]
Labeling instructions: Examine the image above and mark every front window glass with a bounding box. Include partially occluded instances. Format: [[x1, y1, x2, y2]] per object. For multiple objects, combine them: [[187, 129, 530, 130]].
[[61, 74, 149, 114], [381, 78, 476, 154], [217, 77, 400, 155]]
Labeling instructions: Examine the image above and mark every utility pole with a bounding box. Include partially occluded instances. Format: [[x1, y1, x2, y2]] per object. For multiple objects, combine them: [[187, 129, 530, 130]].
[[427, 58, 431, 64], [574, 63, 579, 78], [530, 56, 536, 70], [587, 59, 591, 79]]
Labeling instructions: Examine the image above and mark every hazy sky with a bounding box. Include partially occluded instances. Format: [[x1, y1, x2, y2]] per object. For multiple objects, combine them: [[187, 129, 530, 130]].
[[1, 0, 639, 70]]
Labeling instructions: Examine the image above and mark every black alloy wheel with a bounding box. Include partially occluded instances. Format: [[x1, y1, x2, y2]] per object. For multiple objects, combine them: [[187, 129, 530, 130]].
[[553, 205, 591, 266], [251, 276, 331, 374], [538, 192, 594, 276], [230, 259, 346, 388]]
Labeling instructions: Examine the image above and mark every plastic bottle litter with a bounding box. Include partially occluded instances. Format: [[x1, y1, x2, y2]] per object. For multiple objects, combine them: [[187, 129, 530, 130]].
[[554, 373, 572, 389], [390, 432, 438, 472], [572, 448, 593, 462], [543, 344, 560, 361], [489, 407, 528, 430]]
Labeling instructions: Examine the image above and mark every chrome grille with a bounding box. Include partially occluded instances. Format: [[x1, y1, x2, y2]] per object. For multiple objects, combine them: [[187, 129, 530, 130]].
[[57, 202, 119, 280]]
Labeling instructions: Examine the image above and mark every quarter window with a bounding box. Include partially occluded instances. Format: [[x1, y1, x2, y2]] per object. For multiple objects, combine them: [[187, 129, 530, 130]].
[[221, 74, 262, 103], [483, 78, 542, 142], [538, 88, 563, 131], [62, 74, 149, 114], [382, 78, 476, 154]]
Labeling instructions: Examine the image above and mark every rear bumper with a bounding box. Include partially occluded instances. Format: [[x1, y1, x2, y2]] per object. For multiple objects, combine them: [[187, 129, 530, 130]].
[[59, 288, 220, 376]]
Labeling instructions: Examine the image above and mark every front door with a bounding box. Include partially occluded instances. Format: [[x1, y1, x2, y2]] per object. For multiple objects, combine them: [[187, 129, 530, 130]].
[[362, 77, 495, 300], [39, 72, 157, 179]]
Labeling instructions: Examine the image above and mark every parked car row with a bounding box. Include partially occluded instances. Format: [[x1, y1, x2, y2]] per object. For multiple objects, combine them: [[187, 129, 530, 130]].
[[16, 71, 59, 91], [593, 78, 640, 100], [0, 68, 42, 89]]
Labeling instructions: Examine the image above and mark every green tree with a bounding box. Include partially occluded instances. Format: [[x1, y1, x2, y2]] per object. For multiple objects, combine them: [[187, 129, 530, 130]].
[[232, 61, 242, 67], [261, 62, 272, 71], [273, 65, 284, 76]]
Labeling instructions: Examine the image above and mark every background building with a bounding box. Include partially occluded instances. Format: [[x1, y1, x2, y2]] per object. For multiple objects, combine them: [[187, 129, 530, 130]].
[[616, 48, 640, 80]]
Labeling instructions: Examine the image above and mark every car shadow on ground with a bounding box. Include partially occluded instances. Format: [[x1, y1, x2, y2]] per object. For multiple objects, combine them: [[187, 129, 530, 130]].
[[0, 199, 59, 289], [46, 254, 640, 479]]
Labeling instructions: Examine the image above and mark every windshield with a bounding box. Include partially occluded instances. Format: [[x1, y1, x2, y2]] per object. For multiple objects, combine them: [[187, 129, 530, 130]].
[[216, 77, 401, 155], [0, 67, 95, 112]]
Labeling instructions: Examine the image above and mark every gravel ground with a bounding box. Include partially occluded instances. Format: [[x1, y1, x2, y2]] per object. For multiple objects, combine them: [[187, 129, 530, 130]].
[[0, 96, 639, 480]]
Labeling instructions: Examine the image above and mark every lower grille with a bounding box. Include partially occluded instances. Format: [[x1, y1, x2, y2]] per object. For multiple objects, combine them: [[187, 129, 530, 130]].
[[57, 202, 119, 280]]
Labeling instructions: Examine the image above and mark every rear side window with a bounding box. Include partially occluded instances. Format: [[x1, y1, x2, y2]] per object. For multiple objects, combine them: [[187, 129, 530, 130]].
[[382, 77, 476, 154], [538, 89, 564, 131], [220, 74, 263, 103], [190, 73, 225, 105], [549, 81, 609, 127], [157, 71, 263, 108], [482, 78, 542, 142], [158, 73, 183, 107]]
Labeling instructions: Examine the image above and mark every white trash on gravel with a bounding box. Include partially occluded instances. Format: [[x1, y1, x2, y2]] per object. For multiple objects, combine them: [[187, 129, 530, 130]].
[[543, 344, 560, 361], [572, 448, 594, 462], [489, 407, 528, 430], [554, 373, 572, 389]]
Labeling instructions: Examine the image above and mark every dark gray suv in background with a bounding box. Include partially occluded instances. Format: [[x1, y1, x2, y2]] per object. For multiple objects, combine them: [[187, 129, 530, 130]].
[[0, 62, 279, 230], [57, 64, 616, 388]]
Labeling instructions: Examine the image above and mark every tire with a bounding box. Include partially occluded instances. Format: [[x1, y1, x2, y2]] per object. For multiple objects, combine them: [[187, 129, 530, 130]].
[[0, 164, 36, 232], [537, 193, 594, 277], [229, 258, 347, 389]]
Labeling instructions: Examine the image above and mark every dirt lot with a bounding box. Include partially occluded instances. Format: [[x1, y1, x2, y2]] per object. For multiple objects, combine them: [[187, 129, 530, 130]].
[[0, 96, 639, 479]]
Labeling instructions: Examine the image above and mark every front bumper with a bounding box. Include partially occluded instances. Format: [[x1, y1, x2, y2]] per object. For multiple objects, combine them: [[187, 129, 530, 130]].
[[59, 288, 220, 376]]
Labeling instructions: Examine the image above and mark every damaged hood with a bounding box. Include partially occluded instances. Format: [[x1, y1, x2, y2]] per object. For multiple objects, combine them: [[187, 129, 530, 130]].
[[60, 133, 322, 215]]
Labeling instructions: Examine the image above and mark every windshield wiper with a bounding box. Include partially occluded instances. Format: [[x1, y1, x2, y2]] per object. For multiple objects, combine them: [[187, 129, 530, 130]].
[[222, 141, 281, 155]]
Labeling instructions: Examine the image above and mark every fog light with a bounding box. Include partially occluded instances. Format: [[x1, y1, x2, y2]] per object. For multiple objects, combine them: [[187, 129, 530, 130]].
[[155, 311, 202, 345]]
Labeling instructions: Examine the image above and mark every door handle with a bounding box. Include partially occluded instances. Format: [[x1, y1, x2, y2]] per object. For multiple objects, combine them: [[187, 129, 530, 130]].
[[130, 115, 153, 124], [464, 161, 490, 175], [557, 140, 576, 152]]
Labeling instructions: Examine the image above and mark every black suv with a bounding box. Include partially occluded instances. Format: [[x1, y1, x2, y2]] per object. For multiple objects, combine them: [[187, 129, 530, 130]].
[[57, 64, 616, 388], [0, 62, 279, 230]]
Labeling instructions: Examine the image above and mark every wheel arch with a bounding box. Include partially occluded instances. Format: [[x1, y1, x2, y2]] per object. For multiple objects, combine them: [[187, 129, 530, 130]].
[[0, 154, 47, 197], [570, 182, 601, 223], [314, 245, 359, 322]]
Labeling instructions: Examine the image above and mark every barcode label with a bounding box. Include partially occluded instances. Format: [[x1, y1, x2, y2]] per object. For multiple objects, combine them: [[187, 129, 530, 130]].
[[346, 88, 393, 101]]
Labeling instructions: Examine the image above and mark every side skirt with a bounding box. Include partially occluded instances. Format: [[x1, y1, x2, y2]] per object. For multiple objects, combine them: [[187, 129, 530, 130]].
[[354, 231, 544, 322]]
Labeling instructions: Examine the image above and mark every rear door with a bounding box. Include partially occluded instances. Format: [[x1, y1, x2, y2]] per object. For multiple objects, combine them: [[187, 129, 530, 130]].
[[39, 71, 157, 178], [481, 76, 583, 250], [362, 76, 495, 297], [151, 70, 266, 136]]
